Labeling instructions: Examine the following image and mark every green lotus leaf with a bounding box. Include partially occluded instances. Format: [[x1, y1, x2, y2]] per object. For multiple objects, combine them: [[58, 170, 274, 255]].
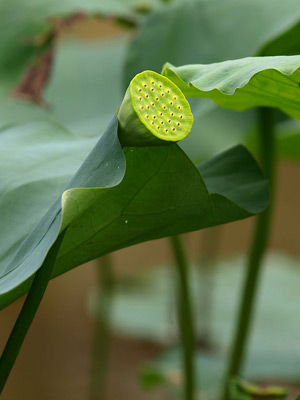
[[0, 113, 268, 309], [162, 56, 300, 120]]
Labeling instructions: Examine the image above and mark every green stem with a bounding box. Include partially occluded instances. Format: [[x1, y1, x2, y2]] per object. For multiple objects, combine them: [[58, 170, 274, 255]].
[[89, 254, 114, 400], [197, 226, 221, 347], [170, 235, 196, 400], [0, 231, 66, 394], [222, 107, 276, 400]]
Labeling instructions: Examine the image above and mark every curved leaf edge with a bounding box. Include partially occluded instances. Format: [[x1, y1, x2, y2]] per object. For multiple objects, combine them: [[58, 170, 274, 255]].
[[0, 126, 268, 309], [162, 56, 300, 97]]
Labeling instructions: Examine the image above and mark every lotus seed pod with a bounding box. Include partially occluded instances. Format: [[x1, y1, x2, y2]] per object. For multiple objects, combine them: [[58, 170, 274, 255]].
[[117, 70, 193, 147]]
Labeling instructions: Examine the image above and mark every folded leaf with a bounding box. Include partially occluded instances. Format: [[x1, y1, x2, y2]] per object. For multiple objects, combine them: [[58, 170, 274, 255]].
[[162, 56, 300, 120], [0, 116, 268, 309]]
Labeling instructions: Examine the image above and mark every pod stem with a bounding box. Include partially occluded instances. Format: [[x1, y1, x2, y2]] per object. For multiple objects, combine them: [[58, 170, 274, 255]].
[[170, 235, 196, 400], [89, 254, 114, 400], [221, 107, 276, 400], [0, 231, 66, 394]]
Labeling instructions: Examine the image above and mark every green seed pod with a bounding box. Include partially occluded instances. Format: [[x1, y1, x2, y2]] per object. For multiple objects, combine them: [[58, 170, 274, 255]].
[[117, 70, 193, 147]]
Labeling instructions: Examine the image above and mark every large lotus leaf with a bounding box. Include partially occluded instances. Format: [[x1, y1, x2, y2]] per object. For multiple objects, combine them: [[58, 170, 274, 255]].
[[0, 116, 268, 309], [162, 56, 300, 120], [0, 119, 98, 275]]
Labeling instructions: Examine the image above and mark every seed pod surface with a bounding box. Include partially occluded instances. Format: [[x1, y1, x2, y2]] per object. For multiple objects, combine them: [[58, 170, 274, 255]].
[[118, 70, 193, 146]]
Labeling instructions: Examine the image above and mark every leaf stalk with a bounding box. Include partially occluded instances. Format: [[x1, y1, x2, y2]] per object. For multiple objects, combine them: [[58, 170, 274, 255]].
[[222, 107, 276, 400], [0, 231, 66, 394], [89, 254, 114, 400], [170, 235, 196, 400]]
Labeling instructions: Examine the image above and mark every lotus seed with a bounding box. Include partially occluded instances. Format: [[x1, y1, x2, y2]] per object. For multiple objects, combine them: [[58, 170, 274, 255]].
[[146, 115, 149, 118], [163, 106, 166, 109], [157, 126, 160, 129], [170, 112, 174, 116], [160, 121, 164, 124], [146, 105, 150, 109], [138, 88, 142, 92], [151, 88, 154, 91], [177, 123, 180, 126], [159, 112, 163, 116], [140, 106, 144, 109], [173, 96, 177, 99], [159, 84, 162, 88], [151, 102, 155, 106], [146, 94, 149, 98], [139, 97, 142, 100], [151, 81, 155, 84], [155, 97, 159, 101], [165, 129, 168, 132], [153, 115, 156, 119], [143, 84, 147, 87], [178, 106, 181, 109], [170, 101, 173, 105], [167, 90, 170, 93], [172, 128, 175, 131], [180, 115, 183, 118], [168, 119, 171, 123]]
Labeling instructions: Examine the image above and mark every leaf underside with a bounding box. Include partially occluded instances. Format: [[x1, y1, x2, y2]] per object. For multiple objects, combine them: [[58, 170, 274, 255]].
[[162, 56, 300, 121]]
